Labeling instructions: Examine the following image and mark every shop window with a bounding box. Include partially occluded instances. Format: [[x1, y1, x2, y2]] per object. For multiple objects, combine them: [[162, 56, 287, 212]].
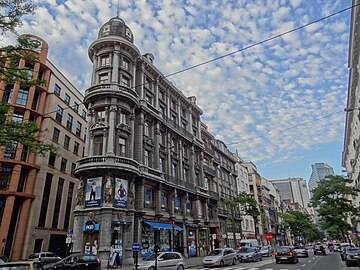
[[144, 186, 154, 209]]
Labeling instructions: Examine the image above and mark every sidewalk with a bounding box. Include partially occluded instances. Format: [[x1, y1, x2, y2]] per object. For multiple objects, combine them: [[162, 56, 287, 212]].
[[110, 256, 204, 270]]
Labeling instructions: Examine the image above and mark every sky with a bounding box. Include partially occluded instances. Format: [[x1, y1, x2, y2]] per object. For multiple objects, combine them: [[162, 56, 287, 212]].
[[2, 0, 352, 181]]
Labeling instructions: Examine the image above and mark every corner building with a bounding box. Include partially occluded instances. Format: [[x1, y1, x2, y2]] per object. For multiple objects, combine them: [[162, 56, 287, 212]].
[[73, 17, 219, 266]]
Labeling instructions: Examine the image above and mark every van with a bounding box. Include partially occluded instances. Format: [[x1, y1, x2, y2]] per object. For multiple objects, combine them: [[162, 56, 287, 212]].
[[239, 239, 259, 248]]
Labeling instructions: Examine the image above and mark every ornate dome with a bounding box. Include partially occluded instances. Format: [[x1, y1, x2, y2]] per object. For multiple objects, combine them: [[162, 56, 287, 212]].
[[97, 17, 134, 43]]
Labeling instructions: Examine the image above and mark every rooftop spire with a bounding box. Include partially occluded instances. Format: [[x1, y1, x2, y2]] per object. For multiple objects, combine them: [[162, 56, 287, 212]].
[[116, 0, 120, 17]]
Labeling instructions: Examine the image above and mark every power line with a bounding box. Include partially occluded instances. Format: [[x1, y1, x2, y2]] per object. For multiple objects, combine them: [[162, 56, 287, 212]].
[[164, 3, 358, 78], [227, 110, 343, 146]]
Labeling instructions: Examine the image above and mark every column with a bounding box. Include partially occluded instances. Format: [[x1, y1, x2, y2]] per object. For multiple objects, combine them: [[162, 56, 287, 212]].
[[11, 168, 37, 260], [154, 123, 160, 169], [154, 77, 159, 109], [98, 208, 112, 267], [84, 110, 93, 157], [112, 48, 120, 83], [0, 164, 21, 255], [155, 184, 162, 214], [91, 54, 98, 85], [189, 146, 196, 184], [132, 61, 136, 89], [129, 112, 135, 159], [199, 151, 205, 187], [179, 139, 184, 180], [107, 106, 117, 155], [134, 112, 144, 162], [167, 133, 172, 176]]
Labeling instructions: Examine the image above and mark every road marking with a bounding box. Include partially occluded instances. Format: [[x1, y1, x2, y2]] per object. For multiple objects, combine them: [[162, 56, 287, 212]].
[[302, 264, 306, 267]]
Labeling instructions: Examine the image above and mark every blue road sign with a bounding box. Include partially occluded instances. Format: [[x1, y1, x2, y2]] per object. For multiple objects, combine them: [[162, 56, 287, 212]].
[[132, 242, 141, 251]]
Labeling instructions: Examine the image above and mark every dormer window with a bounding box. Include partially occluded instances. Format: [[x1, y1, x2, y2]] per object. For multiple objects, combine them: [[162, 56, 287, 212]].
[[103, 26, 110, 36]]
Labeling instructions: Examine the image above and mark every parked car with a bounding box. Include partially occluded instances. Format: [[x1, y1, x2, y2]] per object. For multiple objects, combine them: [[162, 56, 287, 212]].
[[293, 246, 308, 258], [0, 261, 44, 270], [202, 248, 237, 267], [136, 252, 185, 270], [43, 254, 100, 270], [341, 246, 358, 261], [313, 244, 326, 255], [259, 246, 272, 257], [333, 243, 341, 252], [28, 252, 61, 265], [237, 247, 262, 262], [275, 246, 298, 264], [0, 256, 8, 263], [344, 247, 360, 266]]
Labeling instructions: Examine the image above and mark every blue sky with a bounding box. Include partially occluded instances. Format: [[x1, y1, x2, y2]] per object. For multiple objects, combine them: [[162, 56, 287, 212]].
[[3, 0, 351, 181]]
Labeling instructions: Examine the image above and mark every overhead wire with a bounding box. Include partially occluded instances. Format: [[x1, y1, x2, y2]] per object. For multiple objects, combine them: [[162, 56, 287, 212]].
[[2, 3, 357, 137]]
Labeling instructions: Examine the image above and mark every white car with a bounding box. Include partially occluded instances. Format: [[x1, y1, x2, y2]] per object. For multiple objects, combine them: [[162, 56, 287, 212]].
[[203, 248, 237, 267], [136, 252, 185, 270]]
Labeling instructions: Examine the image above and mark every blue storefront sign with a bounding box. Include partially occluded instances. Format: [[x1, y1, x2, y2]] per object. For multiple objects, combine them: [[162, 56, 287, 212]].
[[83, 220, 100, 234]]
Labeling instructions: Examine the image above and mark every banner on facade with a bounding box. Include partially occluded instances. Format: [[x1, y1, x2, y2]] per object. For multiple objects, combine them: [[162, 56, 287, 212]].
[[114, 178, 128, 208], [85, 177, 102, 207]]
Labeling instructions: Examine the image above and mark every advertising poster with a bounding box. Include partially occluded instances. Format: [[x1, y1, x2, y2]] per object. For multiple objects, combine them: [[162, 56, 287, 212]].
[[114, 178, 128, 208], [85, 177, 102, 207]]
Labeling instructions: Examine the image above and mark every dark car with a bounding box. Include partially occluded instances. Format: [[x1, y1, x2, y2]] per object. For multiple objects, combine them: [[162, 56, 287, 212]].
[[275, 246, 298, 264], [293, 246, 309, 258], [44, 254, 100, 270], [237, 247, 262, 262], [344, 248, 360, 266], [313, 244, 326, 255]]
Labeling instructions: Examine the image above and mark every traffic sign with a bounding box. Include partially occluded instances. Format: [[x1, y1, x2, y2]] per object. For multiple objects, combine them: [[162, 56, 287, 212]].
[[132, 242, 141, 251], [266, 233, 273, 241]]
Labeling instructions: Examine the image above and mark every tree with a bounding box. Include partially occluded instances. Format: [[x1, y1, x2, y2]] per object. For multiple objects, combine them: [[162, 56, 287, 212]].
[[0, 1, 57, 156], [237, 192, 261, 239], [0, 0, 36, 35], [280, 210, 321, 243], [310, 175, 360, 242]]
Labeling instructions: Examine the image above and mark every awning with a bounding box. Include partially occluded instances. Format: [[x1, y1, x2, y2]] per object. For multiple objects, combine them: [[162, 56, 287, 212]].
[[144, 221, 183, 231]]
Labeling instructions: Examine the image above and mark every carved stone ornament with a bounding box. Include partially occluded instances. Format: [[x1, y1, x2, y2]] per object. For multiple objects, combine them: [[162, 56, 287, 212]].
[[104, 176, 113, 204], [128, 181, 135, 207], [76, 181, 85, 206]]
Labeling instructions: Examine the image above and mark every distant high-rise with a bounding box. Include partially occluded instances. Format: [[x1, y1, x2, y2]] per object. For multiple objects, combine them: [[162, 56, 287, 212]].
[[270, 178, 310, 210], [308, 163, 334, 197]]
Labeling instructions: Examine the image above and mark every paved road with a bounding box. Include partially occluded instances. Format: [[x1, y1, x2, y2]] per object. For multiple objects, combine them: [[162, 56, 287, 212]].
[[188, 251, 359, 270]]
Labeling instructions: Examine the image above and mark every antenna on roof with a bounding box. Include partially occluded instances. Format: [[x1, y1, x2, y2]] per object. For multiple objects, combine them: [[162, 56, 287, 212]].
[[116, 0, 120, 17]]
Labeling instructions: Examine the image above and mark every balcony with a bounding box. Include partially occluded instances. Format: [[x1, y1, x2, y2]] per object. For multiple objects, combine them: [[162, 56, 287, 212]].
[[75, 156, 140, 175], [203, 165, 216, 176], [208, 190, 220, 200], [84, 84, 139, 105]]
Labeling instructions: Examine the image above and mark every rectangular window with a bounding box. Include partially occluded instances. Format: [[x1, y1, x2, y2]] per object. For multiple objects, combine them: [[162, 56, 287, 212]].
[[119, 138, 126, 157], [144, 186, 154, 209], [144, 150, 149, 167], [144, 122, 149, 137], [2, 85, 13, 103], [38, 173, 53, 227], [12, 111, 24, 123], [66, 114, 73, 130], [52, 178, 64, 228], [161, 191, 169, 210], [94, 136, 103, 155], [63, 182, 74, 229], [60, 158, 67, 172], [56, 105, 63, 123], [64, 135, 70, 149], [99, 73, 109, 84], [48, 153, 56, 167], [64, 93, 70, 105], [52, 128, 60, 143], [73, 101, 79, 112], [71, 163, 76, 175], [171, 163, 176, 177], [122, 58, 130, 70], [54, 84, 61, 96], [100, 55, 110, 66], [76, 122, 82, 137], [121, 76, 130, 86], [96, 110, 106, 123], [16, 88, 29, 106], [4, 142, 17, 159], [74, 141, 80, 155], [119, 112, 127, 125], [159, 158, 163, 172], [81, 109, 87, 119]]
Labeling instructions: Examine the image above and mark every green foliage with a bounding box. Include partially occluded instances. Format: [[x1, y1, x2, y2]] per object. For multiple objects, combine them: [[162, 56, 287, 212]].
[[310, 175, 359, 241], [0, 103, 58, 156], [0, 0, 36, 35]]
